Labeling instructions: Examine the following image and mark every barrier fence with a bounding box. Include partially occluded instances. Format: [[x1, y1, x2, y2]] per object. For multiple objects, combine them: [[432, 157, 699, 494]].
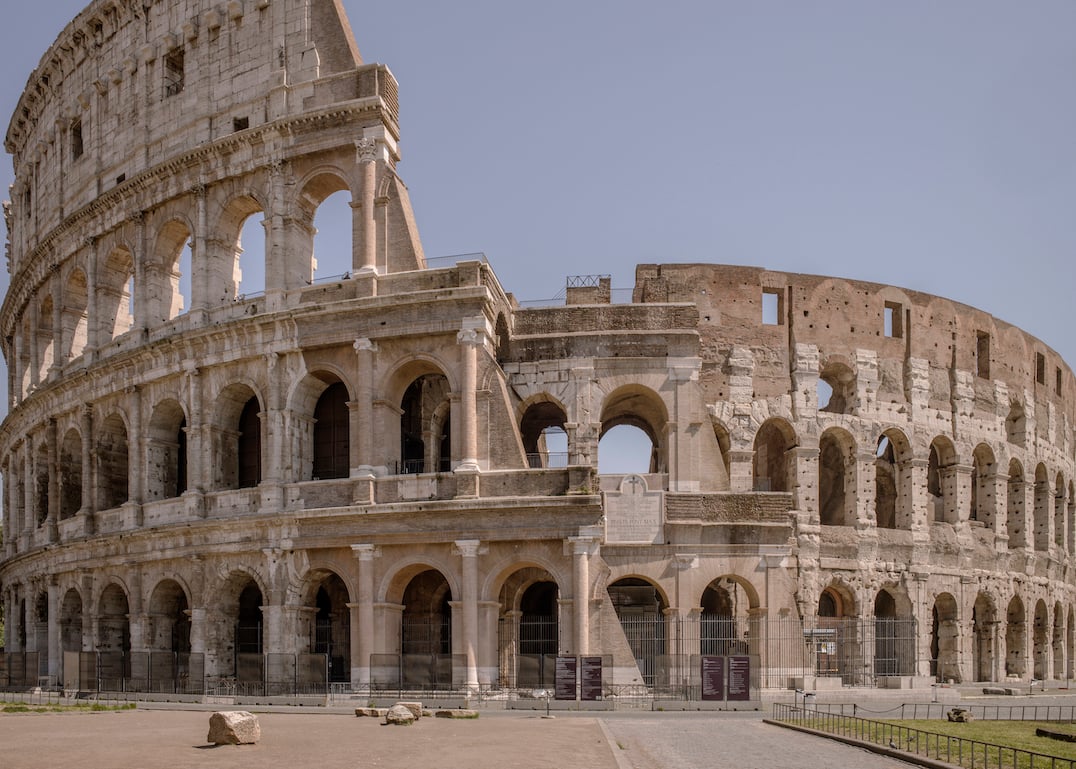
[[772, 703, 1076, 769]]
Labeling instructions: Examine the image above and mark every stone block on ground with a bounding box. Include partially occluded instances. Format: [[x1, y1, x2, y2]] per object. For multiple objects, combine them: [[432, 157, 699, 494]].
[[207, 711, 261, 745], [395, 701, 424, 719], [384, 704, 416, 725], [355, 707, 387, 717], [435, 709, 479, 719]]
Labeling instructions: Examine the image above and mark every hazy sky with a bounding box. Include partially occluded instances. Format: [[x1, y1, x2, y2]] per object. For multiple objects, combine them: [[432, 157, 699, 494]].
[[1, 0, 1074, 371]]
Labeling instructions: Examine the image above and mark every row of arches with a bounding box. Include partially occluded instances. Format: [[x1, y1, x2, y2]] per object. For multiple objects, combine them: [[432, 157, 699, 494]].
[[752, 418, 1075, 550]]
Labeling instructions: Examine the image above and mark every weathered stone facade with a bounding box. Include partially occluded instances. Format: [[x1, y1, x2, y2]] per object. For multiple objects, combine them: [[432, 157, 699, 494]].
[[0, 0, 1073, 694]]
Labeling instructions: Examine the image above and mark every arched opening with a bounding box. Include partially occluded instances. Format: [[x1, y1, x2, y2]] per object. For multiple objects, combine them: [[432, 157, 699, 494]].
[[873, 589, 913, 677], [520, 400, 568, 469], [819, 429, 855, 526], [36, 295, 54, 382], [60, 428, 83, 519], [312, 189, 353, 282], [700, 578, 750, 656], [60, 589, 83, 652], [874, 435, 896, 529], [101, 247, 135, 340], [1068, 607, 1075, 681], [1033, 600, 1049, 680], [212, 385, 262, 490], [608, 577, 667, 688], [147, 399, 187, 500], [599, 386, 668, 476], [971, 444, 996, 526], [401, 569, 453, 688], [97, 414, 129, 510], [1033, 464, 1050, 552], [1054, 473, 1066, 551], [496, 567, 560, 688], [1006, 596, 1026, 677], [146, 579, 191, 693], [305, 572, 351, 684], [818, 360, 855, 414], [33, 593, 48, 669], [312, 382, 350, 480], [931, 593, 960, 683], [238, 398, 261, 488], [1006, 402, 1026, 447], [928, 437, 957, 524], [752, 419, 794, 492], [232, 580, 264, 686], [217, 196, 266, 302], [972, 593, 997, 682], [61, 269, 89, 362], [1007, 460, 1026, 549], [1053, 601, 1065, 682], [97, 583, 131, 689], [153, 220, 192, 323], [399, 374, 451, 474], [34, 442, 48, 527]]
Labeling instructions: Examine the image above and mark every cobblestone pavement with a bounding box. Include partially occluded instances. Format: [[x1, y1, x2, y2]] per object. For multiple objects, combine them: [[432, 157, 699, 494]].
[[598, 713, 918, 769]]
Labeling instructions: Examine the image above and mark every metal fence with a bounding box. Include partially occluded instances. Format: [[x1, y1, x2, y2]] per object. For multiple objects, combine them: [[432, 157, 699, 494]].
[[772, 703, 1076, 769]]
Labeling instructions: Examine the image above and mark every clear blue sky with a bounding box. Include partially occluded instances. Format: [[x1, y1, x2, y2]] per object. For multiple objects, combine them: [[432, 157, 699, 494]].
[[2, 0, 1075, 375]]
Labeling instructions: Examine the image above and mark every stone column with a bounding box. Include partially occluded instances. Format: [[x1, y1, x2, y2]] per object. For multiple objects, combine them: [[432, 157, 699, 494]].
[[46, 418, 58, 543], [185, 366, 206, 507], [50, 271, 63, 377], [455, 539, 483, 692], [84, 237, 99, 362], [350, 544, 379, 688], [191, 183, 209, 319], [790, 446, 820, 522], [126, 386, 143, 525], [79, 406, 95, 535], [130, 211, 147, 332], [727, 449, 754, 493], [352, 339, 377, 477], [456, 320, 485, 474], [27, 297, 39, 390], [260, 352, 284, 512], [355, 138, 379, 273], [47, 579, 60, 683], [23, 435, 34, 538], [569, 535, 598, 656]]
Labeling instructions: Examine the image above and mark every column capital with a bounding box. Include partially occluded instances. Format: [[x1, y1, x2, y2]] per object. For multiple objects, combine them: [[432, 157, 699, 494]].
[[351, 543, 381, 561], [354, 338, 378, 354], [454, 539, 486, 558], [355, 137, 379, 163], [567, 535, 601, 557]]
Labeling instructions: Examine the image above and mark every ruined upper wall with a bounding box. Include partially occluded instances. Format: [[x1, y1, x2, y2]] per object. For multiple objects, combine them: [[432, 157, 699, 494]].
[[4, 0, 374, 268], [634, 263, 1075, 425]]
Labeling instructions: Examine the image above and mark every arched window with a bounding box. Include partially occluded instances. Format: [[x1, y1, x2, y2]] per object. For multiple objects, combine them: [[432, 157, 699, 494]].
[[313, 382, 349, 480], [237, 397, 262, 488], [399, 374, 451, 474]]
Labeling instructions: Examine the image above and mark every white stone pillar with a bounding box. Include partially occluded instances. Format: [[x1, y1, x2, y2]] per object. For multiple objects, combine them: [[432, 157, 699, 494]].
[[47, 580, 60, 683], [46, 419, 58, 543], [50, 273, 63, 376], [569, 536, 598, 655], [456, 323, 484, 474], [350, 544, 379, 687], [355, 139, 379, 274], [127, 386, 143, 523], [353, 339, 377, 476], [455, 539, 483, 691]]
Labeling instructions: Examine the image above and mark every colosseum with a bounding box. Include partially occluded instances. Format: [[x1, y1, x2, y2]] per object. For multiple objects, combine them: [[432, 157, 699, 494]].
[[0, 0, 1073, 703]]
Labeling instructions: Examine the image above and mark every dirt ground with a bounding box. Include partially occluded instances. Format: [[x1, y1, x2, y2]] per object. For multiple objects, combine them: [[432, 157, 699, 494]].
[[0, 708, 620, 769]]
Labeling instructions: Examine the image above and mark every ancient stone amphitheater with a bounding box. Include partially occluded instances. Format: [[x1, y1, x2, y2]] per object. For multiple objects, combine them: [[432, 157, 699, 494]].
[[0, 0, 1072, 700]]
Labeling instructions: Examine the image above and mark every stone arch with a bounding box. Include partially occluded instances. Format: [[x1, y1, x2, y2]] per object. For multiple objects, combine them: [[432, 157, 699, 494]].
[[146, 579, 191, 654], [397, 567, 455, 688], [299, 569, 352, 683], [60, 587, 84, 652], [818, 357, 855, 414], [100, 245, 135, 341], [819, 427, 856, 526], [494, 312, 511, 365], [700, 575, 756, 656], [59, 428, 82, 518], [398, 368, 452, 475], [61, 267, 89, 360], [875, 428, 913, 529], [97, 412, 129, 510], [931, 592, 960, 683], [752, 418, 796, 493], [150, 218, 193, 324], [294, 168, 354, 285], [519, 396, 568, 469], [495, 565, 561, 688], [96, 582, 130, 654], [1006, 594, 1026, 677], [608, 576, 668, 687], [599, 384, 670, 475], [289, 370, 354, 482], [818, 581, 857, 620], [874, 587, 913, 676], [1053, 600, 1065, 683], [1054, 472, 1067, 551], [971, 443, 997, 526], [146, 398, 188, 500], [211, 383, 264, 490], [972, 592, 998, 682], [1033, 463, 1050, 552], [215, 193, 267, 303], [1007, 459, 1027, 549], [212, 569, 268, 681], [927, 435, 959, 524], [35, 293, 54, 382], [1033, 599, 1049, 679]]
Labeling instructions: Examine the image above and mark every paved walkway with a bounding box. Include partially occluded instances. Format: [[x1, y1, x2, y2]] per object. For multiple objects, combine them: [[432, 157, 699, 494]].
[[0, 707, 929, 769]]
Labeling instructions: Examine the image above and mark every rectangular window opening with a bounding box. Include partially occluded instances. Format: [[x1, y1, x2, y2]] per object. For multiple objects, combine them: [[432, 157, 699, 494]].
[[164, 48, 185, 97], [1036, 352, 1046, 385], [762, 288, 782, 326], [1057, 367, 1063, 397], [233, 116, 250, 132], [884, 301, 903, 338], [71, 119, 84, 161], [976, 331, 990, 379]]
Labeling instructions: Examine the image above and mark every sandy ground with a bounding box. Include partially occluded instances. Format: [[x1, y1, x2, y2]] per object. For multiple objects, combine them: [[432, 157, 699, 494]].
[[0, 708, 620, 769]]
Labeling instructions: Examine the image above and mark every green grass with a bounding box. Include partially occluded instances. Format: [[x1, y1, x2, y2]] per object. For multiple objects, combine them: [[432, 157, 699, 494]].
[[1, 702, 136, 714], [887, 720, 1076, 761]]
